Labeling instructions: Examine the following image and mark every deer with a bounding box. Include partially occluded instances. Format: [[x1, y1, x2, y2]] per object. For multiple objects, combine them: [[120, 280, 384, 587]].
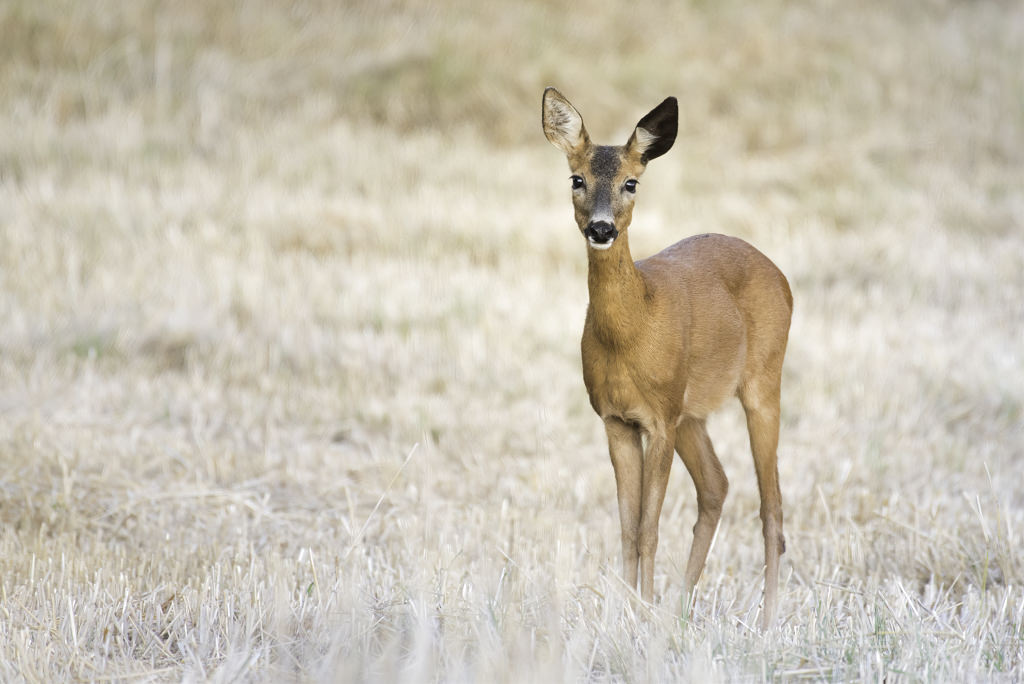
[[541, 87, 793, 630]]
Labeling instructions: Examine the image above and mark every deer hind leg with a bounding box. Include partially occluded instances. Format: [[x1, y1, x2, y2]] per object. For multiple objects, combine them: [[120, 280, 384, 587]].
[[739, 380, 785, 631], [675, 417, 729, 610], [604, 418, 643, 592]]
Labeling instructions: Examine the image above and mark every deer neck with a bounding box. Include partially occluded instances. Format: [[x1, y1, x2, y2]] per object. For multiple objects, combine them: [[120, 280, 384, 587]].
[[586, 232, 648, 346]]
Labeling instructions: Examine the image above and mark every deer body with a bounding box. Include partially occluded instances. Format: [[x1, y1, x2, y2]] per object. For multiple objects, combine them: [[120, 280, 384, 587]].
[[543, 88, 792, 630]]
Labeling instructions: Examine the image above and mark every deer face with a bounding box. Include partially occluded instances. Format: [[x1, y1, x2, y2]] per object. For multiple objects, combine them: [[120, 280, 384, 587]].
[[542, 88, 678, 251]]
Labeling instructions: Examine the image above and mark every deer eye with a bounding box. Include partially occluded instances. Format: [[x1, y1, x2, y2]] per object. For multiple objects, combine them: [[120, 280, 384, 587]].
[[570, 175, 585, 190], [623, 179, 638, 193]]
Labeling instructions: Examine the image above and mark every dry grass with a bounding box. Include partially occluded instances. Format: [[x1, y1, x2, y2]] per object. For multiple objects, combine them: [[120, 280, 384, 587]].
[[1, 0, 1023, 680]]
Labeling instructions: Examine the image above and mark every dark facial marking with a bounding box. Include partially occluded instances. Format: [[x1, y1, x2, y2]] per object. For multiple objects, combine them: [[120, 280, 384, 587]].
[[589, 146, 621, 215], [590, 146, 621, 181]]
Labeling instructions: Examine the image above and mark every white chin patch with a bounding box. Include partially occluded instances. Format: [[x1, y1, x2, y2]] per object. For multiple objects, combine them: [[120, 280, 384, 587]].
[[588, 238, 614, 250]]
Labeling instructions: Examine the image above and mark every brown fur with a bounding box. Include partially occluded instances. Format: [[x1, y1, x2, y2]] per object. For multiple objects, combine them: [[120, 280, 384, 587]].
[[543, 88, 793, 630]]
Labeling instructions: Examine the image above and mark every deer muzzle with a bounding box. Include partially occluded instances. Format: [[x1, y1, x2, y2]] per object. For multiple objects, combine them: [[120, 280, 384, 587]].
[[585, 220, 618, 250]]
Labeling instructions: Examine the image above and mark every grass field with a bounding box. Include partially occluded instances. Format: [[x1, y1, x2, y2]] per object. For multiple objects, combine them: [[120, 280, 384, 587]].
[[1, 0, 1023, 680]]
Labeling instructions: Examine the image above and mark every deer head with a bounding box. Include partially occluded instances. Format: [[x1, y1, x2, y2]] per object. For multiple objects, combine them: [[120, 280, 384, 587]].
[[542, 87, 678, 251]]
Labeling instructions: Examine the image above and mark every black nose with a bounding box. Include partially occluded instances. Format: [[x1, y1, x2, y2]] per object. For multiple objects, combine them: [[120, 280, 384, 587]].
[[586, 220, 618, 243]]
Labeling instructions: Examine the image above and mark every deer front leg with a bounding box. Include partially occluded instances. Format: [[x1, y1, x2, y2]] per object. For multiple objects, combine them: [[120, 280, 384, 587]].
[[638, 429, 675, 603], [605, 418, 643, 592]]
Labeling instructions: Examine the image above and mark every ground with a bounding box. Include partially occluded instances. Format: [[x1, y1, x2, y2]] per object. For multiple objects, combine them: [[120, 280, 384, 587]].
[[1, 0, 1023, 680]]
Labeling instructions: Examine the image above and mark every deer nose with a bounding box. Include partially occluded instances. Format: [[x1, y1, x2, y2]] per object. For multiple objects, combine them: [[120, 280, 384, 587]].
[[586, 220, 618, 244]]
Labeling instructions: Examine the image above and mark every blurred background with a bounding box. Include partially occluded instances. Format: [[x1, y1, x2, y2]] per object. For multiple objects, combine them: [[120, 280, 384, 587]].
[[1, 0, 1022, 680]]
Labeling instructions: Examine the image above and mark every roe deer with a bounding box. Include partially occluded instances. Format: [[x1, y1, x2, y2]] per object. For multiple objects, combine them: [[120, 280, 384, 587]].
[[542, 88, 793, 629]]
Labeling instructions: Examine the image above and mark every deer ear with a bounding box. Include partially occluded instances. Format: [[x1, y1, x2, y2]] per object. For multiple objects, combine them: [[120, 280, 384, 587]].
[[542, 87, 589, 155], [627, 96, 678, 163]]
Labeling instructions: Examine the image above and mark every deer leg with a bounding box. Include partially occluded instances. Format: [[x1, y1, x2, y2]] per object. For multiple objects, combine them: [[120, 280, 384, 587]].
[[740, 385, 785, 631], [675, 417, 729, 610], [637, 430, 675, 602], [605, 418, 643, 592]]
